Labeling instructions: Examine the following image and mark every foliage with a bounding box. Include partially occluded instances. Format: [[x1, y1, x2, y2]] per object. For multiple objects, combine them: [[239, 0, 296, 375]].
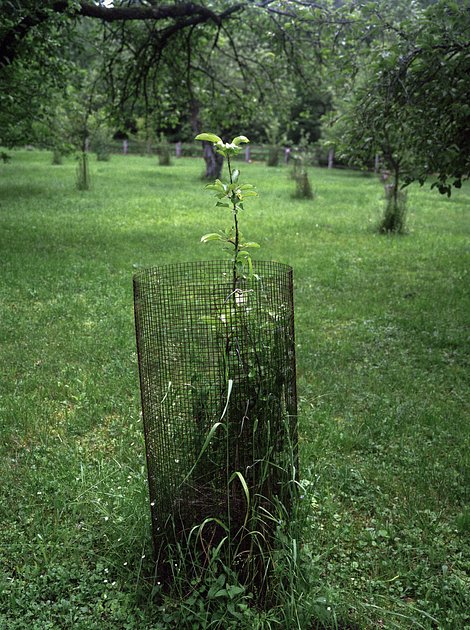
[[190, 133, 301, 610], [389, 1, 470, 195], [134, 117, 155, 156], [0, 1, 330, 155], [0, 2, 88, 148], [333, 0, 470, 196], [196, 133, 259, 281], [93, 126, 112, 162]]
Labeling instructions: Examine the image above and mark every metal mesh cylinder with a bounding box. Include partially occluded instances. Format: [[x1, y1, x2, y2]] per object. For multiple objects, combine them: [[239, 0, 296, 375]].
[[133, 260, 297, 576]]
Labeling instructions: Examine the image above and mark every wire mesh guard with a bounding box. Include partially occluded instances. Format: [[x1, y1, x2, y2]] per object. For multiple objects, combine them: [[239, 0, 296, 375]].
[[133, 260, 298, 581]]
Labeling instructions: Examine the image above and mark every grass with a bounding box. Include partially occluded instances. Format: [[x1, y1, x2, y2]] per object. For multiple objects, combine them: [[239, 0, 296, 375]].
[[0, 149, 469, 628]]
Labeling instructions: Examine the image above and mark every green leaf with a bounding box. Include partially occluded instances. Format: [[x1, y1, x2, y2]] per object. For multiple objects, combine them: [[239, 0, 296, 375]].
[[215, 179, 228, 192], [228, 471, 250, 511], [227, 585, 245, 599], [195, 132, 222, 144], [215, 201, 230, 207], [200, 233, 223, 242], [180, 421, 227, 485], [232, 135, 250, 146], [239, 183, 254, 190], [241, 190, 258, 197], [242, 241, 260, 249], [205, 183, 225, 192]]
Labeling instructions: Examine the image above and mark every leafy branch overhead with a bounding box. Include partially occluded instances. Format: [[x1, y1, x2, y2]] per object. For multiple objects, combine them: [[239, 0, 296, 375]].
[[0, 2, 244, 69], [195, 133, 259, 279]]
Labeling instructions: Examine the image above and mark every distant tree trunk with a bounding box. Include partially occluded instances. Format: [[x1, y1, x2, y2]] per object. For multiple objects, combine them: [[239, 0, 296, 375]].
[[203, 142, 223, 179], [327, 147, 334, 169], [380, 154, 407, 233], [392, 164, 400, 209], [267, 145, 279, 167], [189, 97, 223, 179], [374, 153, 380, 174]]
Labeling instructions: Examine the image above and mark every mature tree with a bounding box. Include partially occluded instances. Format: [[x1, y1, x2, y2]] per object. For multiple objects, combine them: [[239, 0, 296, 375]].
[[1, 1, 242, 148], [0, 3, 76, 146], [334, 1, 470, 199], [388, 1, 470, 195], [91, 1, 329, 176], [0, 1, 333, 157], [0, 1, 244, 70]]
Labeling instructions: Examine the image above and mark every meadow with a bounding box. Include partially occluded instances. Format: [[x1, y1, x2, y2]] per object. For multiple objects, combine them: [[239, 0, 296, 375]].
[[0, 149, 469, 629]]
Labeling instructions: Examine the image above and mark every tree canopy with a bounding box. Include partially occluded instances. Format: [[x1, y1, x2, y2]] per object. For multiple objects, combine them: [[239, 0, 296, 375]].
[[332, 1, 470, 195], [1, 0, 469, 194]]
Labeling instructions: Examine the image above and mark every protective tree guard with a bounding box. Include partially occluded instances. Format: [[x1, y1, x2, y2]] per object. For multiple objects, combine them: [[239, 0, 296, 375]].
[[133, 260, 298, 590]]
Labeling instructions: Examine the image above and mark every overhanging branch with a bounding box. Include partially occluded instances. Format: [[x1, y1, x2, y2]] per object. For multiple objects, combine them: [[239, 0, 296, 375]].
[[0, 1, 245, 69], [74, 2, 244, 23]]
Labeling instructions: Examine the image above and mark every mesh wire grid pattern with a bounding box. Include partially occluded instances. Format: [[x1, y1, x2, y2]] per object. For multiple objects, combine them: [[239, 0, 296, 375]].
[[133, 260, 298, 567]]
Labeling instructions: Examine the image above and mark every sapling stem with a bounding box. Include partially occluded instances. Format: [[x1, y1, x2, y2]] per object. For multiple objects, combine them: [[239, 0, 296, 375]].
[[195, 132, 258, 291], [227, 153, 240, 292]]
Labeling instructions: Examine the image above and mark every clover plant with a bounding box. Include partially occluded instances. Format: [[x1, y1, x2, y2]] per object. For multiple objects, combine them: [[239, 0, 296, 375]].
[[195, 133, 259, 286]]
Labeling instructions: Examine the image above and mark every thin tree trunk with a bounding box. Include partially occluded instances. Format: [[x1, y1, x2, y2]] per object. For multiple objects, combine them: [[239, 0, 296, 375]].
[[189, 97, 223, 179], [203, 142, 223, 179], [327, 147, 334, 169], [393, 165, 400, 211], [374, 153, 380, 174]]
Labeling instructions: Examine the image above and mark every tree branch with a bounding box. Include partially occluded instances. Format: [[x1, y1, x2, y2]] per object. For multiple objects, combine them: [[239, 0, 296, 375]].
[[74, 2, 244, 24], [0, 1, 245, 69]]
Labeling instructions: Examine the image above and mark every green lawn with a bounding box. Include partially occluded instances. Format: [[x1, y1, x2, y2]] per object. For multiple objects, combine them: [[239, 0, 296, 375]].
[[1, 150, 469, 629]]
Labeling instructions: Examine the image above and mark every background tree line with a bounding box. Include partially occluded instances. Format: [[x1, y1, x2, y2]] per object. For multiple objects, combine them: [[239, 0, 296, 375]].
[[1, 0, 468, 214]]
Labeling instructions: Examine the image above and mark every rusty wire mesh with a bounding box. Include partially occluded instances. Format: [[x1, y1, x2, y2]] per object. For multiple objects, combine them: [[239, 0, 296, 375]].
[[133, 260, 297, 578]]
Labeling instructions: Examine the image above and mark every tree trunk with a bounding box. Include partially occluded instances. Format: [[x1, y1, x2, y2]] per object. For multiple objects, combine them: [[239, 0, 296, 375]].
[[392, 165, 400, 210], [189, 97, 223, 179], [203, 142, 223, 179], [380, 159, 406, 233], [327, 147, 334, 169], [374, 153, 380, 174]]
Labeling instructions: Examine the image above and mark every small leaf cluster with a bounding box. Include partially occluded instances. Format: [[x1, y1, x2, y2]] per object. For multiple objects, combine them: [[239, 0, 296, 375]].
[[196, 133, 259, 275], [195, 133, 250, 158], [200, 174, 259, 254], [205, 176, 258, 211]]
